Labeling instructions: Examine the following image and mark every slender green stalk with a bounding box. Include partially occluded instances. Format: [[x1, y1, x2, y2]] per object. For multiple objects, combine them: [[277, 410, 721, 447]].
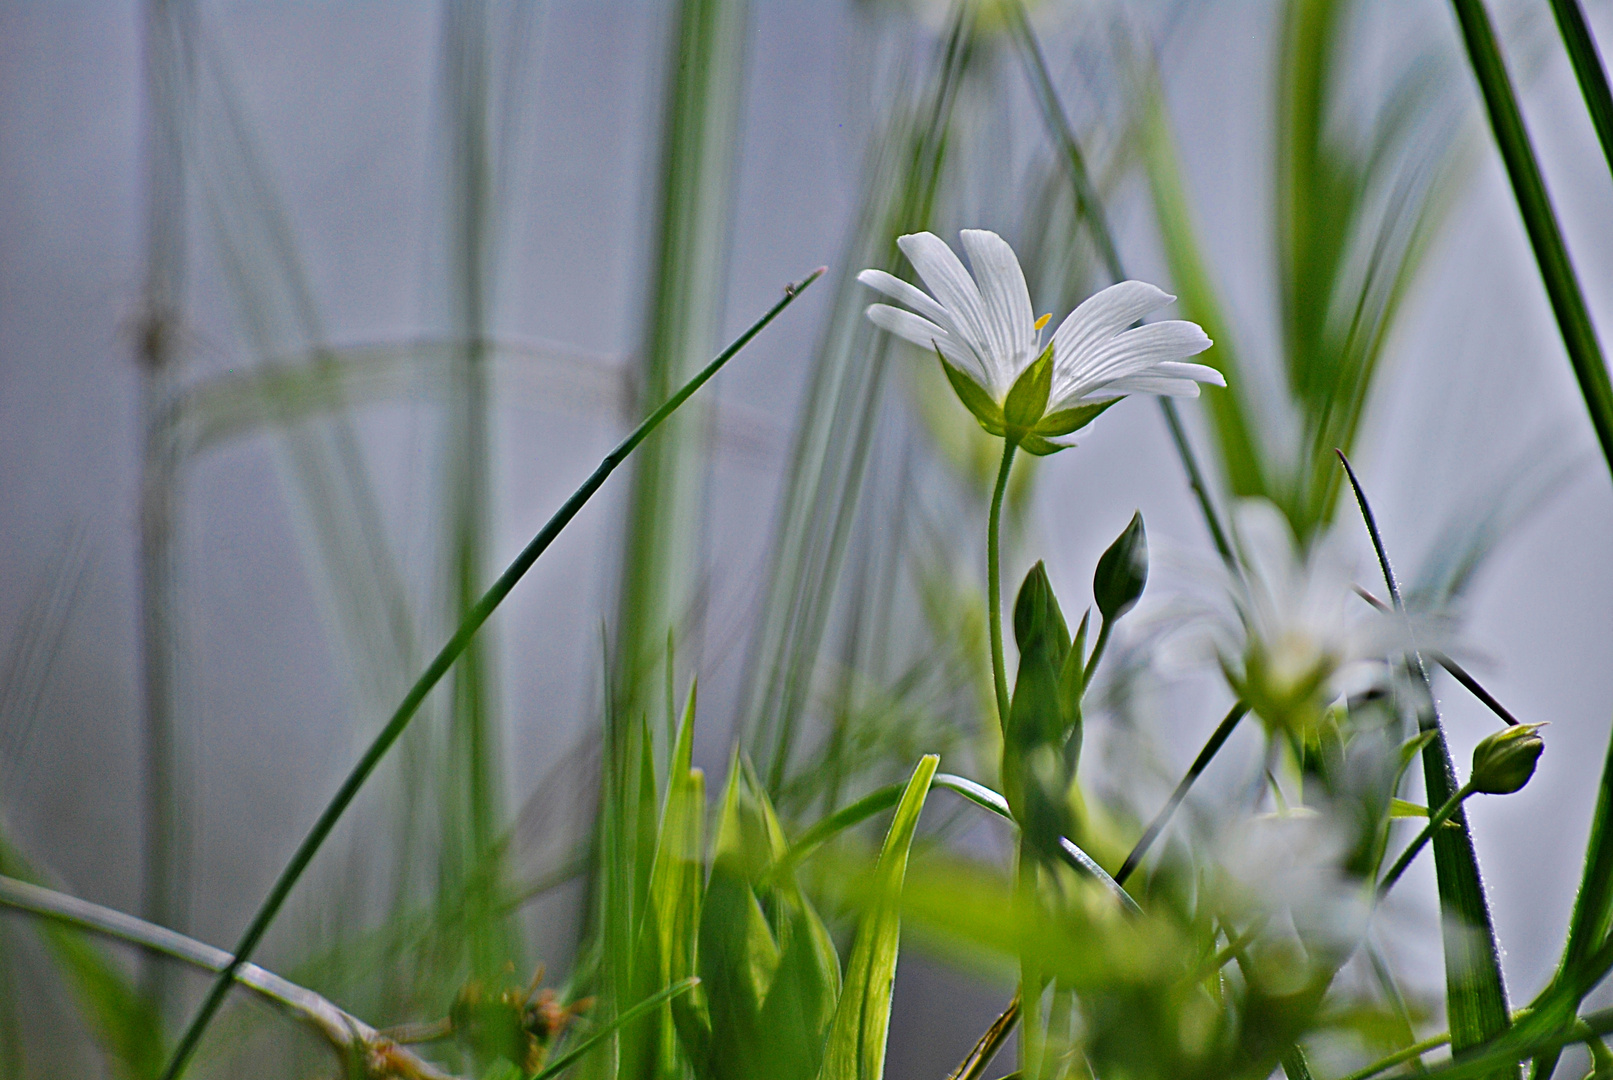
[[157, 269, 821, 1080], [1081, 618, 1111, 689], [1379, 784, 1475, 898], [1117, 702, 1249, 885], [1548, 0, 1613, 186], [988, 439, 1017, 730], [1449, 0, 1613, 480]]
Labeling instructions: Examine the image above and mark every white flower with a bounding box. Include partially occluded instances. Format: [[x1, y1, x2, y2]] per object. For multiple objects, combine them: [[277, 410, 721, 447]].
[[1216, 499, 1421, 736], [858, 229, 1223, 452]]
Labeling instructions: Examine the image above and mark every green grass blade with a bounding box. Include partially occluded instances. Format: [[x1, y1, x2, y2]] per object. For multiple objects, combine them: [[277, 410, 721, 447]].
[[1338, 453, 1514, 1076], [1449, 0, 1613, 480], [815, 753, 938, 1080], [1548, 0, 1613, 180], [156, 269, 822, 1080]]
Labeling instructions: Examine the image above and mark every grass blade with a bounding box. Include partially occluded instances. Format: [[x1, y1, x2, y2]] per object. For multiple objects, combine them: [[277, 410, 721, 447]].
[[1338, 452, 1514, 1076], [1449, 0, 1613, 480], [815, 753, 938, 1080], [157, 269, 822, 1080]]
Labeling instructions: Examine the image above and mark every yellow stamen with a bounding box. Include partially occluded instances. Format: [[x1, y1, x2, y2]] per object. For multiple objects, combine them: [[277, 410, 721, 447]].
[[1034, 312, 1052, 331]]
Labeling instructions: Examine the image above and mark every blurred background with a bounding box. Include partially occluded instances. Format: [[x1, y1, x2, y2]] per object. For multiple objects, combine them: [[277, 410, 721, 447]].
[[2, 0, 1612, 1075]]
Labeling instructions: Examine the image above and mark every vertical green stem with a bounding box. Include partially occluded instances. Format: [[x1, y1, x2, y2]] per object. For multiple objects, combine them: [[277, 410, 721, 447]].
[[988, 439, 1018, 730], [1378, 783, 1476, 898]]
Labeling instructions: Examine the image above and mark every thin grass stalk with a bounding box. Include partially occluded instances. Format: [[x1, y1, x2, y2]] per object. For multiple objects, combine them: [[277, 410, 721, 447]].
[[0, 876, 460, 1080], [1547, 0, 1613, 181], [1008, 2, 1238, 568], [1448, 0, 1613, 480], [436, 0, 512, 983], [156, 270, 820, 1080]]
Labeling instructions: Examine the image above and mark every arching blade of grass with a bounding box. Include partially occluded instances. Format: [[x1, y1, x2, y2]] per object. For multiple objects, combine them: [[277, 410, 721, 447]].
[[816, 753, 937, 1080], [156, 268, 822, 1080], [0, 842, 164, 1080], [0, 874, 458, 1079], [1448, 0, 1613, 480], [1338, 452, 1514, 1078]]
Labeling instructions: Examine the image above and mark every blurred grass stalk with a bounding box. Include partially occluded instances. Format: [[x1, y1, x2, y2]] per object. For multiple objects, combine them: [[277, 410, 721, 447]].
[[135, 0, 193, 1025], [612, 0, 748, 728]]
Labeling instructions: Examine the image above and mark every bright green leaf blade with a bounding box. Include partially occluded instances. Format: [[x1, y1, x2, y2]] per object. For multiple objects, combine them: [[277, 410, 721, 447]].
[[816, 754, 938, 1080]]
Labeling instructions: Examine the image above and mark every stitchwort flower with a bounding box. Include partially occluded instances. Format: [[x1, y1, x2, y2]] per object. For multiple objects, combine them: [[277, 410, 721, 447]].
[[859, 229, 1222, 453]]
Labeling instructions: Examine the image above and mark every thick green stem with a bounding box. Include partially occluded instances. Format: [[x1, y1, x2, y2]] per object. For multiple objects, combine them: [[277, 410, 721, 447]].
[[987, 439, 1018, 730], [1379, 783, 1475, 898]]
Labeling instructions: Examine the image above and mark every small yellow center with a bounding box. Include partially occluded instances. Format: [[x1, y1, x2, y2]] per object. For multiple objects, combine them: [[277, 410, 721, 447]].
[[1034, 313, 1052, 331]]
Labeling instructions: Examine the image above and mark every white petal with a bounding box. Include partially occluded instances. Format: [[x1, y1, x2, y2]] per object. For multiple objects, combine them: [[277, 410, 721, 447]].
[[1050, 280, 1175, 372], [960, 229, 1035, 389], [897, 232, 1000, 389], [864, 304, 990, 387], [1049, 320, 1213, 407], [856, 268, 953, 330]]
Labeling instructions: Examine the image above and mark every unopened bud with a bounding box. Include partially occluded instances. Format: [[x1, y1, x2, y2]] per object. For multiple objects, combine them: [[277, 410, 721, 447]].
[[1093, 511, 1147, 623], [1471, 723, 1545, 795]]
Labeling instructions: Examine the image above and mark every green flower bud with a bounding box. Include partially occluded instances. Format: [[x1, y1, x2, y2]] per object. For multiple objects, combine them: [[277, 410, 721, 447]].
[[1470, 723, 1545, 796], [1093, 511, 1148, 623]]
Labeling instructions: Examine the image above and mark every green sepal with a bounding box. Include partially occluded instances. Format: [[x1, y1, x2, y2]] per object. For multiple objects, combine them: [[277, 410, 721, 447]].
[[937, 354, 1006, 436], [1016, 432, 1070, 456], [1093, 511, 1148, 623], [1034, 397, 1120, 437], [1003, 341, 1054, 433]]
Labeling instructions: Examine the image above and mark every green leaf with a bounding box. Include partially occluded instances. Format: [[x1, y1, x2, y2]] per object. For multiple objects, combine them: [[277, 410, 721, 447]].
[[1390, 798, 1428, 819], [1003, 343, 1053, 434], [533, 979, 701, 1080], [816, 754, 939, 1080], [938, 355, 1007, 437]]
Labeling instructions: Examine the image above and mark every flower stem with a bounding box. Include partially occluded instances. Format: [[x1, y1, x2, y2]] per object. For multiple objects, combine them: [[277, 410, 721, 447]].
[[1379, 783, 1475, 898], [987, 439, 1018, 730]]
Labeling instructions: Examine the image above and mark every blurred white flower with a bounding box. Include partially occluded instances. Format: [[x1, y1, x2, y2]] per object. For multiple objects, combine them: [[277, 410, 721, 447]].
[[858, 229, 1222, 452], [1215, 499, 1425, 738]]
